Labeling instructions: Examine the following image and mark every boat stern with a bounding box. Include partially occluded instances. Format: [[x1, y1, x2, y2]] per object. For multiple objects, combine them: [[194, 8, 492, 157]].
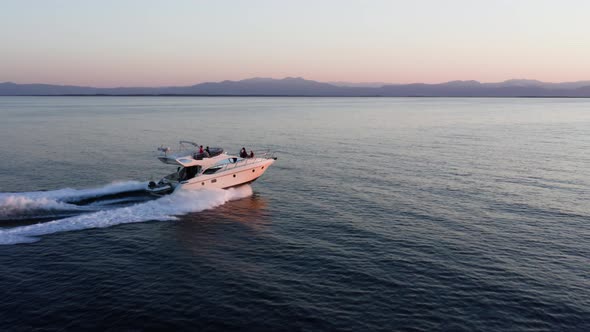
[[146, 180, 175, 196]]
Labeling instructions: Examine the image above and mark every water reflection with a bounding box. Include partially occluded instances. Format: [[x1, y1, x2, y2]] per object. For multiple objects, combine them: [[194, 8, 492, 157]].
[[174, 194, 271, 255], [196, 194, 270, 227]]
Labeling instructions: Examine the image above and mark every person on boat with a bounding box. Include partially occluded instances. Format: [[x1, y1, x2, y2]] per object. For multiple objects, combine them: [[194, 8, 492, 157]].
[[199, 145, 204, 154], [240, 147, 248, 158], [205, 146, 211, 155], [249, 150, 254, 158]]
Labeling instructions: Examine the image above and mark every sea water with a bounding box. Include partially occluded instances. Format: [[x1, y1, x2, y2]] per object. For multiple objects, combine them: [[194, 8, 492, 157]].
[[0, 97, 588, 330]]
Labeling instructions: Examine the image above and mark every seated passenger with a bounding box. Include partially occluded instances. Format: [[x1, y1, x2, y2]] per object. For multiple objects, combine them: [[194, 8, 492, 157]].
[[240, 147, 248, 158], [249, 150, 254, 158]]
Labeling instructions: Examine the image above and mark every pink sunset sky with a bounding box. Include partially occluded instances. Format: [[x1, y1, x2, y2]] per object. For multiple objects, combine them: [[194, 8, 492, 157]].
[[1, 0, 589, 87]]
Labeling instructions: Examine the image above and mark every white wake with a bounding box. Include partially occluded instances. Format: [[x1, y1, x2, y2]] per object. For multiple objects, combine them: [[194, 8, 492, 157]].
[[0, 181, 146, 218], [0, 195, 86, 217], [0, 185, 253, 245]]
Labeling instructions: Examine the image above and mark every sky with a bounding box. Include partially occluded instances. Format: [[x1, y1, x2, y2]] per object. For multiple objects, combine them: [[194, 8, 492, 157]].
[[1, 0, 589, 87]]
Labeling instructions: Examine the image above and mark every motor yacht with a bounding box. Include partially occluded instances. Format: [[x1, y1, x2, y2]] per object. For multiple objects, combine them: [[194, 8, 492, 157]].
[[146, 141, 277, 195]]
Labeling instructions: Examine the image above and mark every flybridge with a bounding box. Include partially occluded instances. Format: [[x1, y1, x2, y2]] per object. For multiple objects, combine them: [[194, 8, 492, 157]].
[[156, 141, 224, 167]]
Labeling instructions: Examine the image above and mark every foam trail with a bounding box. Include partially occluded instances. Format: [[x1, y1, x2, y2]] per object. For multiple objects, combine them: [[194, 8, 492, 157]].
[[0, 181, 146, 201], [0, 181, 146, 218], [0, 185, 253, 245], [0, 196, 87, 218]]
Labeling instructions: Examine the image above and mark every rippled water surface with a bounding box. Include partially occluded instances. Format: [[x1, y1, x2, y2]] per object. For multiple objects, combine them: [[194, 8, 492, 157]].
[[0, 97, 589, 331]]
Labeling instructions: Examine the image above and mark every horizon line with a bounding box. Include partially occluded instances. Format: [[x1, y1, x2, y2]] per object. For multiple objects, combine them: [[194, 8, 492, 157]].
[[3, 77, 590, 89]]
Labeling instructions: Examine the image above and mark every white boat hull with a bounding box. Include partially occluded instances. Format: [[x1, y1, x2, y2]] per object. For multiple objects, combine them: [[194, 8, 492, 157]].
[[175, 158, 275, 191]]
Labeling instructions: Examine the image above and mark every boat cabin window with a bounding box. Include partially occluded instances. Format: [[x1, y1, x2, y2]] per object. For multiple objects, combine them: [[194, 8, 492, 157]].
[[179, 166, 201, 181], [219, 158, 240, 165], [203, 166, 223, 175]]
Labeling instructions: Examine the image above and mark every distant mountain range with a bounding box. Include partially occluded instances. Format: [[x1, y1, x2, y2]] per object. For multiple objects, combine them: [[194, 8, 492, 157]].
[[2, 77, 590, 97]]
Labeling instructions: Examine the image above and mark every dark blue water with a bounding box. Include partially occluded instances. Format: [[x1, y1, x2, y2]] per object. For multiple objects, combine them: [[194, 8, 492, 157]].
[[0, 97, 589, 331]]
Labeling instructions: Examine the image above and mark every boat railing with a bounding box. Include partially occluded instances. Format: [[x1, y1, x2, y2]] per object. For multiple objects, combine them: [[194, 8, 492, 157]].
[[207, 149, 276, 174], [235, 149, 276, 163], [249, 149, 275, 160]]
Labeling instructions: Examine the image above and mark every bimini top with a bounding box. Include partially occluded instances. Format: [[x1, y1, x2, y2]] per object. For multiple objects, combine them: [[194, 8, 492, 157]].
[[157, 144, 226, 168]]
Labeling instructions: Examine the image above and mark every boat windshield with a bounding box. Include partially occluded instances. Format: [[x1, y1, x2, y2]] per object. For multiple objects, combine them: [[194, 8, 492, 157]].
[[179, 165, 201, 181]]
